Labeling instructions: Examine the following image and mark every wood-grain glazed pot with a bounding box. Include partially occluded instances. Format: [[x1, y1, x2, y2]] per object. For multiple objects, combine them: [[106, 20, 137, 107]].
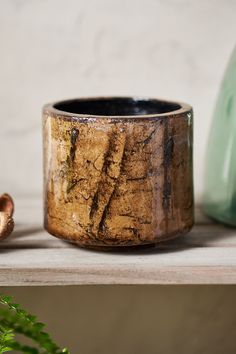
[[43, 97, 194, 249]]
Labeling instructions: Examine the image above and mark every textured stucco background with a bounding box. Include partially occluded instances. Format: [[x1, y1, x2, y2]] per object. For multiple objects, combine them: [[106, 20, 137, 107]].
[[0, 0, 236, 200], [1, 2, 236, 354]]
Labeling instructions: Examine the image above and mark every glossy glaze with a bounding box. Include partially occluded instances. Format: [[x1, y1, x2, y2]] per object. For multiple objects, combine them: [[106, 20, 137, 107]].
[[203, 47, 236, 226], [43, 97, 194, 248]]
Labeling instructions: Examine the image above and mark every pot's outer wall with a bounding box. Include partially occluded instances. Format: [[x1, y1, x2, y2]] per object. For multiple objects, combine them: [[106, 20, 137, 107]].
[[43, 105, 193, 247]]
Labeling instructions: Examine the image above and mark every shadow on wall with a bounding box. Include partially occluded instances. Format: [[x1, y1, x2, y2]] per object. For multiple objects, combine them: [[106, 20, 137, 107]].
[[3, 285, 236, 354]]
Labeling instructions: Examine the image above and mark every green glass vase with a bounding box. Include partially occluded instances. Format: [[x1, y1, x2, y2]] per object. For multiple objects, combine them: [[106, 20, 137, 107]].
[[203, 46, 236, 225]]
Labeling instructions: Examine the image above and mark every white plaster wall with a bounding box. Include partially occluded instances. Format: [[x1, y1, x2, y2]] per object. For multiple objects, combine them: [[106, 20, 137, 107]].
[[0, 0, 235, 200], [1, 4, 236, 354]]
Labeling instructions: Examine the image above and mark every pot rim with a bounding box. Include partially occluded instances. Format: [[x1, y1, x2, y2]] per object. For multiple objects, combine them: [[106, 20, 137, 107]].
[[43, 96, 192, 120]]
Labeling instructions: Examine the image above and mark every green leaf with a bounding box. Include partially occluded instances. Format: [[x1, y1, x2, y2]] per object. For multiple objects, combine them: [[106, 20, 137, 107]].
[[0, 293, 71, 354], [0, 347, 12, 352]]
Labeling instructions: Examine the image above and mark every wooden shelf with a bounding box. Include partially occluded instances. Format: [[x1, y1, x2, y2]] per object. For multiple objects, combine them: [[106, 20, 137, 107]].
[[1, 199, 236, 285]]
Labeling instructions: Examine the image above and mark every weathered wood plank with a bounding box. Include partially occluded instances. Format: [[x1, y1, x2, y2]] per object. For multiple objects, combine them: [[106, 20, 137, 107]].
[[0, 199, 235, 285]]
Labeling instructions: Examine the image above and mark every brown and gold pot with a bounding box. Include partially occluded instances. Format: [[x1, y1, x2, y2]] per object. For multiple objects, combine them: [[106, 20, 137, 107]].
[[43, 97, 194, 249]]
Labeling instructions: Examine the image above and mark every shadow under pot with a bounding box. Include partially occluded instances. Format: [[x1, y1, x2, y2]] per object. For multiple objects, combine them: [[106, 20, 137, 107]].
[[43, 96, 194, 249]]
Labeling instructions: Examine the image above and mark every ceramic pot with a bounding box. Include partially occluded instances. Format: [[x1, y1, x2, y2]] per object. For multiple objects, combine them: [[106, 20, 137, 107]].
[[43, 97, 194, 248]]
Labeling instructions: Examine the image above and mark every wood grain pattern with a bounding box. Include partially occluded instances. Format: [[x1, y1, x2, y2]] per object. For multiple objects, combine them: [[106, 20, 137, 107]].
[[0, 199, 236, 285]]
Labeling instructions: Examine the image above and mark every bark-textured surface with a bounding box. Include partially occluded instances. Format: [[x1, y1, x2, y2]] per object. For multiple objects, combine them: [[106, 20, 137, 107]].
[[43, 102, 193, 248]]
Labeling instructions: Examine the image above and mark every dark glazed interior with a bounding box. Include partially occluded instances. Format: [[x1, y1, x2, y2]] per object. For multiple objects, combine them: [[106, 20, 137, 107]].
[[54, 97, 181, 116]]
